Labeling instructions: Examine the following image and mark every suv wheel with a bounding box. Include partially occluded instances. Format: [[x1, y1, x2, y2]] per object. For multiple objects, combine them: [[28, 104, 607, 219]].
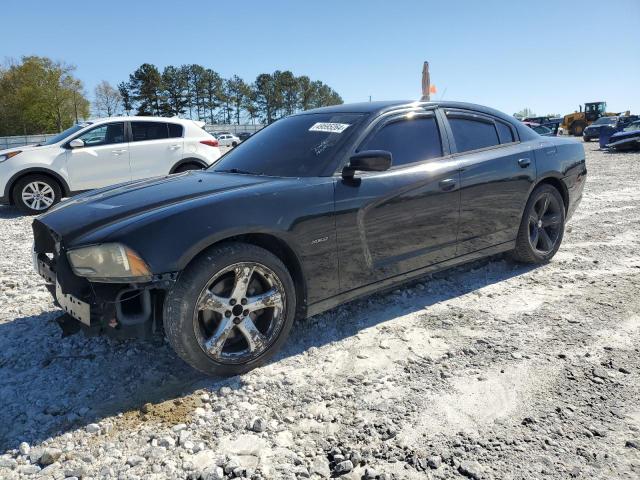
[[174, 163, 203, 173], [164, 243, 296, 376], [511, 184, 565, 264], [13, 174, 61, 214]]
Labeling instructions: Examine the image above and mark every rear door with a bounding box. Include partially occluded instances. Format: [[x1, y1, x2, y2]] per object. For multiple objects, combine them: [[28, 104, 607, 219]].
[[128, 121, 184, 179], [444, 109, 536, 255], [65, 122, 130, 190], [334, 109, 461, 291]]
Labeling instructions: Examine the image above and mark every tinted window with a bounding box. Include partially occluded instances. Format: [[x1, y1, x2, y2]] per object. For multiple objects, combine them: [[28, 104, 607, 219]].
[[533, 125, 552, 135], [131, 122, 168, 142], [361, 116, 442, 167], [449, 117, 500, 153], [76, 122, 125, 147], [212, 113, 365, 177], [168, 123, 183, 138], [496, 121, 515, 144]]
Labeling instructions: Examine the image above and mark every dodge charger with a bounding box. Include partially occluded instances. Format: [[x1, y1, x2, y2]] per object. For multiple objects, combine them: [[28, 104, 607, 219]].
[[32, 101, 587, 375]]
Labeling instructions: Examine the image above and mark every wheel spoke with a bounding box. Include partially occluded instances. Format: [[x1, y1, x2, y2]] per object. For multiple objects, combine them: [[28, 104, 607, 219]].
[[204, 317, 235, 357], [538, 228, 553, 251], [540, 194, 550, 216], [198, 290, 228, 314], [530, 227, 539, 249], [245, 288, 283, 312], [236, 317, 267, 353], [230, 265, 255, 299], [542, 214, 561, 227]]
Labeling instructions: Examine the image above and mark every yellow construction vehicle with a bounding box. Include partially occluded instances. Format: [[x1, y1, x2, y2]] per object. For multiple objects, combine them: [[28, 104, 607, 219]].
[[562, 101, 615, 136]]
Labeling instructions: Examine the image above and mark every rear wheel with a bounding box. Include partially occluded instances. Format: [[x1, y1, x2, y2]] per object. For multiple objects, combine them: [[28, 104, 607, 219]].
[[174, 163, 203, 173], [163, 243, 296, 376], [512, 184, 565, 264], [12, 174, 61, 214]]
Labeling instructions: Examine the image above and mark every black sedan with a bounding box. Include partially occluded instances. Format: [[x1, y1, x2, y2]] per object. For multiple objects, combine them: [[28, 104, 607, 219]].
[[32, 101, 587, 375]]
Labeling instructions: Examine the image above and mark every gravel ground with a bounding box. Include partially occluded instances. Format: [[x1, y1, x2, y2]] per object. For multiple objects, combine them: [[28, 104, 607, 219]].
[[0, 145, 639, 480]]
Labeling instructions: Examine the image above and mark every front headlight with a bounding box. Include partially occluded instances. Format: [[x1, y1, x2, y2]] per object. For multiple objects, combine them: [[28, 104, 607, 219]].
[[0, 150, 22, 163], [67, 243, 152, 282]]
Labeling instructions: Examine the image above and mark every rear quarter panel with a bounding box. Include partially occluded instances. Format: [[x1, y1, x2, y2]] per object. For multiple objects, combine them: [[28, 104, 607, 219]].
[[533, 137, 587, 219]]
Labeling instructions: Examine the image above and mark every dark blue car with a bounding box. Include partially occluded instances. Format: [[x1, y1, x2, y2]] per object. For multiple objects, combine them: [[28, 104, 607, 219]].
[[606, 120, 640, 151]]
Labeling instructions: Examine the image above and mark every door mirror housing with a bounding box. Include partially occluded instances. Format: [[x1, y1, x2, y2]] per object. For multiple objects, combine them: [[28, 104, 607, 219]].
[[69, 138, 84, 149], [342, 150, 392, 178]]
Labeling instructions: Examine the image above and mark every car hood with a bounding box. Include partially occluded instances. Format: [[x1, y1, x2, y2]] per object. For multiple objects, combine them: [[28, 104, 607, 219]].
[[36, 170, 274, 241], [0, 143, 59, 154]]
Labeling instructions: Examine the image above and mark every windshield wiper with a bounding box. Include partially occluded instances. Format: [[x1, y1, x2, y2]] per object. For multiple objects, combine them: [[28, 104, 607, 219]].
[[216, 168, 261, 175]]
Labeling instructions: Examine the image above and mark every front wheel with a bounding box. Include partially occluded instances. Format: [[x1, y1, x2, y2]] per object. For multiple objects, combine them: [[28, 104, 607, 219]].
[[511, 184, 565, 264], [12, 174, 61, 214], [163, 243, 296, 376]]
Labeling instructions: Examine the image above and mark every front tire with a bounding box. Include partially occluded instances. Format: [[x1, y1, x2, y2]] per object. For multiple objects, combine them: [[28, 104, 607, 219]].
[[511, 184, 565, 264], [12, 174, 61, 214], [163, 243, 296, 376]]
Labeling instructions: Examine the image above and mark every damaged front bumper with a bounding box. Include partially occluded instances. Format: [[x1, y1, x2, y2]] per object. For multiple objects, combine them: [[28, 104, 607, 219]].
[[32, 220, 177, 339]]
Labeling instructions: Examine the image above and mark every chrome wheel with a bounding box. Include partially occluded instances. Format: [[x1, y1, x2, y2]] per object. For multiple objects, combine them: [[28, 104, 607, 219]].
[[21, 181, 55, 211], [528, 192, 562, 254], [193, 262, 286, 364]]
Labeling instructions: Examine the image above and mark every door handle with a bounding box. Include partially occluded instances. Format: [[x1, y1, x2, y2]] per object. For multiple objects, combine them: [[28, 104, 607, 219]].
[[111, 149, 127, 155], [518, 158, 531, 168], [439, 178, 456, 191], [169, 144, 181, 149]]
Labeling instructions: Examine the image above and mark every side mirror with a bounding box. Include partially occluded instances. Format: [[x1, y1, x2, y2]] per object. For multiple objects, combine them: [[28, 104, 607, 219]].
[[342, 150, 392, 178], [69, 139, 84, 149]]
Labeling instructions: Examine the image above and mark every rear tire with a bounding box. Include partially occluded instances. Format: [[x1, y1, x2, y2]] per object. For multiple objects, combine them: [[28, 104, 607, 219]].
[[163, 243, 296, 376], [174, 163, 203, 173], [12, 174, 62, 214], [511, 184, 565, 264]]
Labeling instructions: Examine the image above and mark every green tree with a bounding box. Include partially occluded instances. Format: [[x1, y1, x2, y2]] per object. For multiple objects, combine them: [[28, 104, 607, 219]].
[[128, 63, 163, 115], [275, 70, 299, 117], [0, 56, 89, 135], [161, 66, 189, 116], [225, 75, 251, 124], [254, 73, 282, 124], [117, 81, 133, 115], [202, 69, 224, 124]]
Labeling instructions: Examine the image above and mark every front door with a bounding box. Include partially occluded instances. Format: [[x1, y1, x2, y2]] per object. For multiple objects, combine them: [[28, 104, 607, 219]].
[[334, 110, 461, 292], [66, 122, 130, 191]]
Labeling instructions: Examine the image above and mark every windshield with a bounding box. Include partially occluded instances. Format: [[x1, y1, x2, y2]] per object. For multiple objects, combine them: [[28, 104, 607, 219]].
[[43, 123, 92, 145], [623, 122, 640, 132], [593, 117, 616, 125], [211, 113, 366, 177]]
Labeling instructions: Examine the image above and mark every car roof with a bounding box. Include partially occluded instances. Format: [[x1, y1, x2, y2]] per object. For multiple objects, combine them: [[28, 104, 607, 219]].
[[88, 116, 199, 125], [299, 100, 519, 125]]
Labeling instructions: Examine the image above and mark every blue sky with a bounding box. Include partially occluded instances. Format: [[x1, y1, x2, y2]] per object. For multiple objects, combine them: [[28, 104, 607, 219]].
[[4, 0, 640, 116]]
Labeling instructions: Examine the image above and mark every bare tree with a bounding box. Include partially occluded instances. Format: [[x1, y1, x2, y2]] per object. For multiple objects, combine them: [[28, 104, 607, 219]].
[[93, 80, 122, 117]]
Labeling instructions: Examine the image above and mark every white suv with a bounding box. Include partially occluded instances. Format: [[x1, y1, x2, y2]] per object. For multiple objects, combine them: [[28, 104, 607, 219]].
[[0, 117, 221, 214], [215, 133, 241, 147]]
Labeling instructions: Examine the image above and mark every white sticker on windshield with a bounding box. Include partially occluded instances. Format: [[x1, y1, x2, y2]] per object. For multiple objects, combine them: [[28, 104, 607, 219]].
[[309, 122, 351, 133]]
